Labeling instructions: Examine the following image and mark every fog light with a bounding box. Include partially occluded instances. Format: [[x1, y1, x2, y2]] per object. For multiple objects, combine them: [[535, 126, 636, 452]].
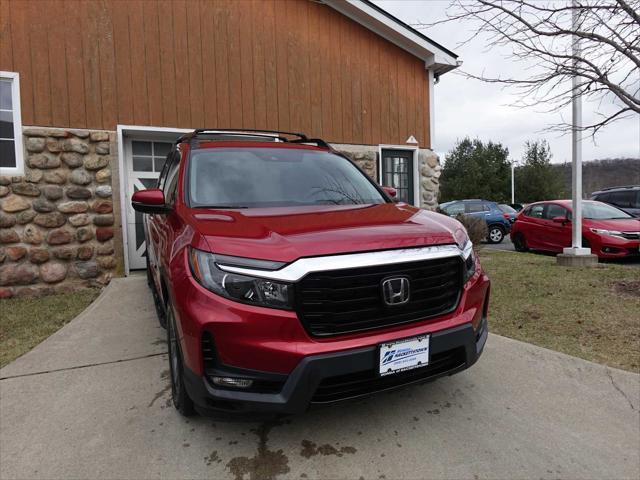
[[211, 376, 254, 389]]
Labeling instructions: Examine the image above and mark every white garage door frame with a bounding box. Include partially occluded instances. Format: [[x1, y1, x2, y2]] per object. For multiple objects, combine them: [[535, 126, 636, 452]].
[[116, 125, 190, 276]]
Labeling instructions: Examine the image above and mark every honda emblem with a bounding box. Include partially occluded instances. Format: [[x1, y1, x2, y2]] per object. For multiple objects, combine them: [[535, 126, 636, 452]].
[[381, 277, 410, 306]]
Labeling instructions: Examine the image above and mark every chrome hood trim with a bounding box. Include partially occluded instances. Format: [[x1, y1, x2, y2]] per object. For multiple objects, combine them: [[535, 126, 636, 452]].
[[216, 242, 472, 282]]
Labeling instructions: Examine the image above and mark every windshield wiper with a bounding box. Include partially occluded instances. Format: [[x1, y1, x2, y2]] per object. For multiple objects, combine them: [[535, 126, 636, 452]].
[[199, 205, 249, 209]]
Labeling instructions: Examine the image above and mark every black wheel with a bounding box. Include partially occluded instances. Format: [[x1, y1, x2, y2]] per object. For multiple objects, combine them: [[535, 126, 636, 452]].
[[167, 304, 196, 417], [513, 232, 528, 252], [487, 225, 505, 244]]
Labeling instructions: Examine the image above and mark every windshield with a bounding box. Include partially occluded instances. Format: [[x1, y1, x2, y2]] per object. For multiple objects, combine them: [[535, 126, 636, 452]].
[[188, 147, 386, 208], [498, 204, 517, 214], [582, 201, 633, 220]]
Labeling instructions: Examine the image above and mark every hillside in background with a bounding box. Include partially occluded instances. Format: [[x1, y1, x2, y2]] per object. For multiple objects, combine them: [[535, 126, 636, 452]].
[[552, 158, 640, 197]]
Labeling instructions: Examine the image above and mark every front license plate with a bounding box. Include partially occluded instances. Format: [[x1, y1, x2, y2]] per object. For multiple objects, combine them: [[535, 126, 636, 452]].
[[379, 335, 430, 376]]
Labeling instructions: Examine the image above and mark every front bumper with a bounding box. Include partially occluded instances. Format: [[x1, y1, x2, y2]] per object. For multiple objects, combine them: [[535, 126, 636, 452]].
[[590, 235, 640, 259], [183, 319, 488, 415]]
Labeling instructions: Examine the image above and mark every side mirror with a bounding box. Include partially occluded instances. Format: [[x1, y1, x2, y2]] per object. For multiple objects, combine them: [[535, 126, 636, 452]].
[[552, 216, 568, 224], [382, 186, 397, 198], [131, 189, 169, 214]]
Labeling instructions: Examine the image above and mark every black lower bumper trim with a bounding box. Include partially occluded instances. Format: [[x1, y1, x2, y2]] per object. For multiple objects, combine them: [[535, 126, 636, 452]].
[[183, 320, 488, 415]]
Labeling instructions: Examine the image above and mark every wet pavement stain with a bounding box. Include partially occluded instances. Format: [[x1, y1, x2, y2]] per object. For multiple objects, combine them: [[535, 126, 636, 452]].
[[300, 440, 357, 458], [226, 422, 290, 480], [148, 383, 171, 408], [205, 450, 222, 466], [149, 369, 172, 408]]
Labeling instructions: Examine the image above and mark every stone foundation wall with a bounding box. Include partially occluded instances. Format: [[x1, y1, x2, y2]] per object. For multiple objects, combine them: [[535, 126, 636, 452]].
[[0, 127, 122, 298], [418, 149, 441, 210], [332, 144, 377, 180]]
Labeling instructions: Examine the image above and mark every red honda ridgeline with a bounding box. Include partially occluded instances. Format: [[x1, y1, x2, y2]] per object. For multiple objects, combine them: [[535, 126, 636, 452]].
[[132, 129, 490, 416]]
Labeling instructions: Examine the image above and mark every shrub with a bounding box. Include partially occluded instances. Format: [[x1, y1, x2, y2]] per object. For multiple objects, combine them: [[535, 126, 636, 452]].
[[455, 214, 488, 247]]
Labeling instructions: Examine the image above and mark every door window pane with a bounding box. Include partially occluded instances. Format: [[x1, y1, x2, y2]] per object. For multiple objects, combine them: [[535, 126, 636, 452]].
[[132, 156, 153, 172], [0, 80, 11, 110], [130, 141, 173, 173], [132, 141, 152, 155], [0, 111, 13, 138], [154, 142, 171, 157], [154, 156, 166, 172], [0, 140, 16, 168]]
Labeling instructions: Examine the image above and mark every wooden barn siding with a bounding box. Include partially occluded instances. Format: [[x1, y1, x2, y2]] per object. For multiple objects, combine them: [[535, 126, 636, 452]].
[[0, 0, 431, 147]]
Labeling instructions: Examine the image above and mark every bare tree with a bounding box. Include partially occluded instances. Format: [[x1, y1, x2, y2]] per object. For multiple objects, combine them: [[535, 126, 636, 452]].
[[414, 0, 639, 135]]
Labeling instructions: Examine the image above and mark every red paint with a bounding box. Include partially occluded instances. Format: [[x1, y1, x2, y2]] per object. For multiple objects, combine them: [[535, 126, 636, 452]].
[[510, 200, 640, 259], [132, 188, 165, 206], [142, 140, 490, 377]]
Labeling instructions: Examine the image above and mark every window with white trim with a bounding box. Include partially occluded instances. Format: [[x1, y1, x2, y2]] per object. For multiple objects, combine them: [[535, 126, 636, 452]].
[[0, 72, 24, 175]]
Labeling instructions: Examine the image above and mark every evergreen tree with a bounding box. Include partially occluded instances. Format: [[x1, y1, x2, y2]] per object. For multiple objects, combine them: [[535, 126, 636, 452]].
[[439, 138, 511, 203], [514, 140, 564, 203]]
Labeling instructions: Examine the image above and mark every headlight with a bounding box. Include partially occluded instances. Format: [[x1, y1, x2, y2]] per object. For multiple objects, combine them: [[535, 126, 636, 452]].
[[454, 228, 469, 251], [589, 228, 623, 237], [189, 248, 293, 309], [462, 240, 476, 283]]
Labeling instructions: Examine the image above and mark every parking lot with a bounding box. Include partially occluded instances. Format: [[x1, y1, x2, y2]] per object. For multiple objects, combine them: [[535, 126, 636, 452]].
[[1, 275, 638, 480], [484, 235, 640, 268], [484, 236, 516, 252]]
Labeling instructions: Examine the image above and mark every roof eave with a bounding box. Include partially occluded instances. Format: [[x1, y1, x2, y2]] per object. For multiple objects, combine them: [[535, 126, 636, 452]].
[[323, 0, 460, 76]]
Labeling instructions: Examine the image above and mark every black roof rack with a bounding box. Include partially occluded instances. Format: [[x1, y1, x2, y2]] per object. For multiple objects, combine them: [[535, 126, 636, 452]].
[[177, 129, 332, 149]]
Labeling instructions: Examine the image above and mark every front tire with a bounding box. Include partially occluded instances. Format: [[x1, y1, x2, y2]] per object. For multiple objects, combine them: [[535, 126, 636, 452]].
[[513, 232, 528, 252], [487, 225, 505, 244], [167, 304, 196, 417]]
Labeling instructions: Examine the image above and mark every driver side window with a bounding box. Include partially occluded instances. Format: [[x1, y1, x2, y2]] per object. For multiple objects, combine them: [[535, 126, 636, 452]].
[[544, 204, 568, 220], [525, 204, 544, 218]]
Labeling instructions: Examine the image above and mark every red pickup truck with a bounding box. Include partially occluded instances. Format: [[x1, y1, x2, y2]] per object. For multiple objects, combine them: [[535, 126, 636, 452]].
[[132, 129, 490, 416]]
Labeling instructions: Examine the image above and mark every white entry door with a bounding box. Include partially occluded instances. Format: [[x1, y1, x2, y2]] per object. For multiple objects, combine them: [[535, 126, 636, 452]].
[[124, 138, 173, 270]]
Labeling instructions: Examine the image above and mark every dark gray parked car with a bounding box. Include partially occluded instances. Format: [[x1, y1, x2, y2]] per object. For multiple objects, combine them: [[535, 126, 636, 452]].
[[590, 186, 640, 217]]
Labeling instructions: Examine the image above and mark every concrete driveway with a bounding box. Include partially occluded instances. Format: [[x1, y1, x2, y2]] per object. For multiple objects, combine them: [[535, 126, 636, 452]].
[[1, 276, 639, 480]]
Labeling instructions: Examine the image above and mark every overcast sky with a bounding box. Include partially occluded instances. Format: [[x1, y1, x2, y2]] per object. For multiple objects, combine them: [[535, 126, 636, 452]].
[[375, 0, 640, 164]]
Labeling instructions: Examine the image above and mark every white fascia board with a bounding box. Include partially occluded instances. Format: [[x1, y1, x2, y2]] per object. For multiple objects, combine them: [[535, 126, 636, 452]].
[[324, 0, 459, 72]]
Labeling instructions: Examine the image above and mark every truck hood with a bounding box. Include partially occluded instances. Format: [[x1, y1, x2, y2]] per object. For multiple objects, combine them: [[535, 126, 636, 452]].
[[187, 203, 462, 263]]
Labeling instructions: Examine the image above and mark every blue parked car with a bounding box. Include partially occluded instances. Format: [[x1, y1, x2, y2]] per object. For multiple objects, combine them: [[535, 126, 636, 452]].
[[438, 199, 512, 244]]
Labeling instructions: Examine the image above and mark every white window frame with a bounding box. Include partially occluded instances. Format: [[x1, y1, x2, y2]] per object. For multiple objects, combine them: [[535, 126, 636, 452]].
[[0, 71, 24, 176], [378, 145, 420, 207]]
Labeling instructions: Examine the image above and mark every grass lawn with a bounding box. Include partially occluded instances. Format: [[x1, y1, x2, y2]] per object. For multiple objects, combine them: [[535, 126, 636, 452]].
[[480, 249, 640, 372], [0, 289, 101, 369]]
